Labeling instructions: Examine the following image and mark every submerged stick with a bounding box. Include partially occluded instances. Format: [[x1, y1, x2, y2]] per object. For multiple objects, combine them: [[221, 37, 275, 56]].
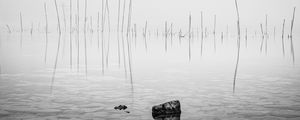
[[144, 21, 148, 50], [273, 27, 275, 40], [213, 14, 216, 52], [170, 23, 173, 44], [245, 28, 247, 48], [84, 0, 88, 77], [189, 13, 192, 61], [201, 11, 204, 56], [233, 0, 241, 93], [265, 14, 268, 38], [97, 12, 100, 48], [281, 19, 285, 56], [44, 2, 49, 63], [165, 21, 168, 51], [51, 33, 62, 93], [77, 0, 80, 72], [70, 0, 73, 69], [30, 23, 33, 35]]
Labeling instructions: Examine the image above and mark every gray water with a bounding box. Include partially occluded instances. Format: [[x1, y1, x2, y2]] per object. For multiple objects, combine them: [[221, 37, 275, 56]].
[[0, 32, 300, 120]]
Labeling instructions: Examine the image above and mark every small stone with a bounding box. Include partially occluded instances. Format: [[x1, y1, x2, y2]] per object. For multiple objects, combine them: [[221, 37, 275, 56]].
[[114, 105, 127, 110]]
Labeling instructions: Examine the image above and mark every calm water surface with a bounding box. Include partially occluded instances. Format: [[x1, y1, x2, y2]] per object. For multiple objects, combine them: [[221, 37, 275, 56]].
[[0, 32, 300, 120]]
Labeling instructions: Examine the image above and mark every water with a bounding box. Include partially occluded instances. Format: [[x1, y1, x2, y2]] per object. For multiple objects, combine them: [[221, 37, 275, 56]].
[[0, 32, 300, 120]]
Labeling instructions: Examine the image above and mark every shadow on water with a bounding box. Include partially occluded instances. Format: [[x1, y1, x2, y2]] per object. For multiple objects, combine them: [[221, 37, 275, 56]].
[[153, 114, 181, 120], [106, 32, 110, 68], [44, 30, 48, 63], [20, 32, 23, 49], [290, 37, 295, 64], [121, 34, 127, 78], [51, 33, 62, 93], [84, 31, 88, 79], [101, 31, 105, 74]]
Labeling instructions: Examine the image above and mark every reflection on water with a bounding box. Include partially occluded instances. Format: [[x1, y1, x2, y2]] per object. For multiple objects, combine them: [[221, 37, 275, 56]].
[[0, 32, 300, 119]]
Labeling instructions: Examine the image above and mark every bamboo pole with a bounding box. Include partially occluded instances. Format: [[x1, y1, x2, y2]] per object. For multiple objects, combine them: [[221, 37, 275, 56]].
[[117, 0, 121, 32], [70, 0, 72, 69], [121, 0, 126, 33], [54, 0, 61, 34], [165, 21, 168, 51], [233, 0, 241, 93], [84, 0, 88, 77], [201, 11, 204, 56], [245, 28, 247, 48], [62, 4, 67, 32], [189, 13, 192, 61], [44, 2, 48, 63], [213, 14, 216, 52], [126, 0, 133, 81], [290, 7, 296, 63], [281, 19, 285, 56], [77, 0, 80, 72], [260, 23, 264, 52], [20, 12, 23, 32]]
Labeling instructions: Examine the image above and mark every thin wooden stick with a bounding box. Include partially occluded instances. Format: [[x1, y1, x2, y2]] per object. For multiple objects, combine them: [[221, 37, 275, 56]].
[[121, 0, 126, 33], [201, 11, 204, 56], [97, 12, 100, 48], [84, 0, 88, 77], [144, 21, 148, 50], [44, 2, 48, 63], [126, 0, 133, 81], [233, 0, 241, 93], [245, 28, 247, 48], [70, 0, 72, 69], [20, 12, 23, 32], [290, 7, 296, 63], [213, 14, 216, 52], [189, 13, 192, 61], [54, 0, 61, 34], [281, 19, 285, 56], [77, 0, 80, 72], [106, 0, 111, 33], [265, 14, 268, 38], [62, 4, 67, 32], [260, 23, 264, 52], [30, 23, 33, 35], [117, 0, 121, 32], [290, 7, 296, 38], [51, 33, 62, 93], [6, 25, 12, 33]]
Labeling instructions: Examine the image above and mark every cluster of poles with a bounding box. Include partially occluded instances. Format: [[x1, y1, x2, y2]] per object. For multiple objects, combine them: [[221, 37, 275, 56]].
[[2, 0, 297, 94]]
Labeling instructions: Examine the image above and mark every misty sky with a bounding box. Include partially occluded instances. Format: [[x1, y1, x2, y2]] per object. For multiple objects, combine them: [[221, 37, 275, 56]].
[[0, 0, 299, 33]]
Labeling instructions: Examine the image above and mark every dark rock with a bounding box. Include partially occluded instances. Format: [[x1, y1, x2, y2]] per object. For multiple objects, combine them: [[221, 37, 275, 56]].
[[114, 105, 127, 110], [152, 100, 181, 118]]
